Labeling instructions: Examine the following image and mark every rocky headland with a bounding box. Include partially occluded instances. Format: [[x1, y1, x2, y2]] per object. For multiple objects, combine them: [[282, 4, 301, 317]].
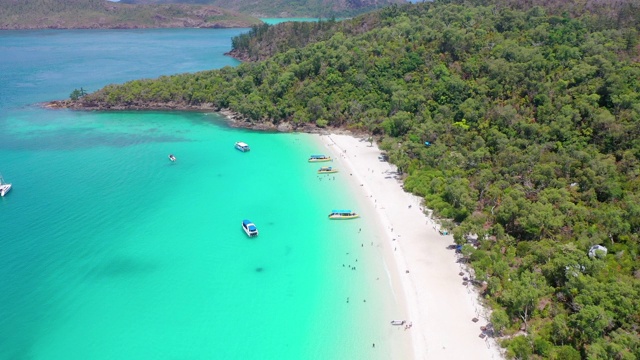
[[45, 100, 349, 135]]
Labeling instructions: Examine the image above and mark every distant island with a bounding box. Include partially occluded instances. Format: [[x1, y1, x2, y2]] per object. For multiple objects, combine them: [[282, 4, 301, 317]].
[[0, 0, 262, 30], [119, 0, 407, 18]]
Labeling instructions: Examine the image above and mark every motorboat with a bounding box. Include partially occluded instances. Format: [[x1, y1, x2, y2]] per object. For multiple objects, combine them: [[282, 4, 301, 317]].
[[317, 166, 338, 174], [308, 154, 331, 162], [242, 219, 259, 237], [235, 142, 250, 152], [168, 154, 176, 162], [0, 175, 11, 197], [328, 210, 359, 220]]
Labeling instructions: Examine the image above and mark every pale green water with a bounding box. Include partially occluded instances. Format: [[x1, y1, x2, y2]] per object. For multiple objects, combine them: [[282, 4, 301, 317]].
[[0, 30, 402, 360]]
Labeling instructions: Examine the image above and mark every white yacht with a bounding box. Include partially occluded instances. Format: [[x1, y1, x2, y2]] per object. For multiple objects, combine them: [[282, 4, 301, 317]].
[[328, 209, 359, 220], [235, 142, 250, 152], [308, 154, 331, 162], [0, 175, 11, 197]]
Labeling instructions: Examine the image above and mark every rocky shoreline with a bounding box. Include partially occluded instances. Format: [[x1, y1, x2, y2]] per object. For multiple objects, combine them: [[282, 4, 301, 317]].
[[223, 49, 252, 62], [44, 100, 354, 135], [0, 22, 253, 30]]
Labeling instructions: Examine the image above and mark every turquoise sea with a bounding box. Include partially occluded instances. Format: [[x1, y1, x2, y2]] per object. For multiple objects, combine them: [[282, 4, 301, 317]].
[[261, 18, 327, 25], [0, 29, 403, 359]]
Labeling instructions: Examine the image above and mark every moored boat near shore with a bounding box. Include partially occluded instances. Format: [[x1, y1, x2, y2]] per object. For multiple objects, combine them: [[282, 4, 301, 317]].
[[328, 209, 359, 219], [317, 166, 338, 174], [308, 154, 331, 162]]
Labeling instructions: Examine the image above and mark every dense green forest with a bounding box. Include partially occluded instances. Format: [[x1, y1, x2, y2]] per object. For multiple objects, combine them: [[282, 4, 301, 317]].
[[66, 0, 640, 358], [0, 0, 261, 29], [119, 0, 405, 18]]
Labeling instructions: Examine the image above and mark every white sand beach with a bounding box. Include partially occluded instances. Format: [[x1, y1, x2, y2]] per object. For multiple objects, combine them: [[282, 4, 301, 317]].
[[317, 133, 503, 360]]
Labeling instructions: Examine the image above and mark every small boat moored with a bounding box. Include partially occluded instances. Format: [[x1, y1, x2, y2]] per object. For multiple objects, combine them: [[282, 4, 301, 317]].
[[235, 142, 251, 152], [0, 174, 12, 197], [242, 219, 259, 237], [317, 166, 338, 174], [308, 154, 332, 162], [328, 209, 359, 220], [168, 154, 176, 162]]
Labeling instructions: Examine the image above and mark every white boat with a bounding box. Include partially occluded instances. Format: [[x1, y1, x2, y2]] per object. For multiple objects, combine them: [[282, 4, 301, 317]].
[[242, 219, 259, 237], [328, 209, 359, 220], [235, 142, 250, 152], [168, 154, 176, 162], [308, 154, 331, 162], [318, 166, 338, 174], [0, 175, 11, 197]]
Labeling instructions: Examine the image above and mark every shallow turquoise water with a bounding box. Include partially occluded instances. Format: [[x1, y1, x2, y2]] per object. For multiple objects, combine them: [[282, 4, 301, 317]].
[[0, 30, 401, 359]]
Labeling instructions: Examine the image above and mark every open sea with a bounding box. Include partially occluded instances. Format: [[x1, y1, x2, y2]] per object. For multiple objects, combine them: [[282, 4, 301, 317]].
[[0, 28, 404, 359]]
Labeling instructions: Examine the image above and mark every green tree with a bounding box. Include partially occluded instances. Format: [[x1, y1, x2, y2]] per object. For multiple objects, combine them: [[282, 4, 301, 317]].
[[490, 307, 510, 336], [569, 305, 613, 347], [500, 270, 550, 331]]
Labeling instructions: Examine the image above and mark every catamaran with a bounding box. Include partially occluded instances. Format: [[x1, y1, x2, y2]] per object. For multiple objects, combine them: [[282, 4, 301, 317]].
[[0, 174, 12, 197]]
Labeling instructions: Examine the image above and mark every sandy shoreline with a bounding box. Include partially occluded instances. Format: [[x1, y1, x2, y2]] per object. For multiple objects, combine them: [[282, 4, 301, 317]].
[[315, 133, 503, 360]]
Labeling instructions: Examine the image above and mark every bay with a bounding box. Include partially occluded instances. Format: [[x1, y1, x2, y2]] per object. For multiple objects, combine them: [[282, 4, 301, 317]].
[[0, 28, 400, 360]]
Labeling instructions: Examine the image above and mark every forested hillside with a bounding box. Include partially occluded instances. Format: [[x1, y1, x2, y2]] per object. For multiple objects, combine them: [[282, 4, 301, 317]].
[[119, 0, 405, 18], [0, 0, 261, 29], [60, 1, 640, 358]]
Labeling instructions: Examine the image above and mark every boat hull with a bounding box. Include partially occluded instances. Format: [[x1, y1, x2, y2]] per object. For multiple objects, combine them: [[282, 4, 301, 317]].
[[235, 142, 250, 152], [308, 158, 331, 162], [243, 228, 258, 236], [242, 220, 258, 237], [0, 184, 11, 197], [328, 214, 359, 220]]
